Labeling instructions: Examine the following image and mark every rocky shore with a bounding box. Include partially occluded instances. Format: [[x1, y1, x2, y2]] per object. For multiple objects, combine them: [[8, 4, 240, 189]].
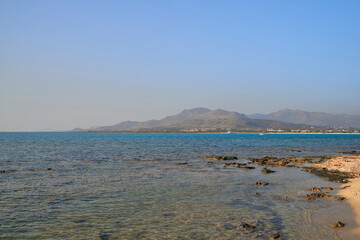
[[201, 152, 360, 238]]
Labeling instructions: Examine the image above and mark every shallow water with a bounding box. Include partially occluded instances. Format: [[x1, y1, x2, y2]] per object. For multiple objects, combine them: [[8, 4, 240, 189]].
[[1, 133, 360, 239]]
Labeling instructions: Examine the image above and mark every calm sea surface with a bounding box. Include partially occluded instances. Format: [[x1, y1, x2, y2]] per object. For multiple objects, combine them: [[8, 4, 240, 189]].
[[1, 133, 360, 239]]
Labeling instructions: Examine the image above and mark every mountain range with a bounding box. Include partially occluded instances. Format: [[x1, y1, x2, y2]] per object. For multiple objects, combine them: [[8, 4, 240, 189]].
[[73, 108, 360, 132], [248, 109, 360, 129]]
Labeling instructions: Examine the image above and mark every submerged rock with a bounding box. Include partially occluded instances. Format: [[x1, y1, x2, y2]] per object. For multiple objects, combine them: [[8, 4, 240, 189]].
[[31, 168, 54, 172], [289, 150, 302, 152], [331, 221, 345, 229], [261, 168, 276, 174], [224, 162, 237, 166], [270, 233, 281, 239], [0, 168, 55, 173], [99, 230, 112, 240], [256, 182, 269, 186], [247, 156, 290, 167], [285, 196, 290, 201], [302, 167, 351, 183], [128, 158, 165, 162], [224, 162, 247, 167], [242, 223, 256, 229], [170, 162, 187, 165], [248, 155, 332, 168], [202, 156, 238, 161], [309, 187, 323, 192], [239, 166, 255, 170], [335, 196, 346, 201], [306, 192, 333, 200]]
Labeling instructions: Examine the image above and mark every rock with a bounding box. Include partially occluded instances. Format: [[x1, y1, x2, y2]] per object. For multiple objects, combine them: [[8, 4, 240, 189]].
[[248, 155, 333, 168], [261, 168, 276, 174], [256, 182, 269, 186], [202, 156, 238, 161], [320, 187, 333, 191], [335, 197, 346, 201], [242, 223, 256, 229], [225, 162, 237, 166], [129, 158, 165, 162], [341, 185, 350, 189], [331, 221, 345, 229], [31, 168, 55, 172], [239, 166, 255, 170], [302, 167, 351, 183], [247, 156, 290, 167], [270, 233, 281, 239], [306, 192, 333, 200], [285, 196, 290, 201], [237, 163, 248, 166], [1, 168, 55, 173], [224, 162, 247, 167], [99, 230, 111, 240], [309, 187, 323, 192], [289, 150, 302, 152], [255, 192, 260, 195], [170, 162, 187, 165]]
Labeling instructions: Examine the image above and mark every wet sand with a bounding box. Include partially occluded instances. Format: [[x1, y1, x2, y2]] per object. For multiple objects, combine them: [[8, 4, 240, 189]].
[[339, 178, 360, 237], [313, 155, 360, 238]]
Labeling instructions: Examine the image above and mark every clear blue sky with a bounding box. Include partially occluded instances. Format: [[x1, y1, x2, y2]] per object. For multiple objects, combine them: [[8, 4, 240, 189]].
[[1, 0, 360, 131]]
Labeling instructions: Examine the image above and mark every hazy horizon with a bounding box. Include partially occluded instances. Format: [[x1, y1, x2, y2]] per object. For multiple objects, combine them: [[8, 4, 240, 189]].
[[1, 1, 360, 131]]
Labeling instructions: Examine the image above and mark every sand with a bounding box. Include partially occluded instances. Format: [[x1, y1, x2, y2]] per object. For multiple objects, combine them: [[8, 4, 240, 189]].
[[339, 178, 360, 236], [313, 155, 360, 237]]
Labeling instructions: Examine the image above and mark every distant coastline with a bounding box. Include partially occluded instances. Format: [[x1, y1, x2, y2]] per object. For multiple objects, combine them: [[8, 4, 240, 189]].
[[3, 131, 359, 135], [72, 108, 360, 134]]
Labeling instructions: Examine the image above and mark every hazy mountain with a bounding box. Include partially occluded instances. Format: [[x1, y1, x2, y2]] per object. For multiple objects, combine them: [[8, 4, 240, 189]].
[[95, 121, 141, 131], [72, 128, 85, 132], [248, 109, 360, 129], [75, 108, 309, 132], [159, 107, 211, 122]]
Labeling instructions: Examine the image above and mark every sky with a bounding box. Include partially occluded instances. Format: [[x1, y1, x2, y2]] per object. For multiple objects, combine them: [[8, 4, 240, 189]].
[[1, 0, 360, 131]]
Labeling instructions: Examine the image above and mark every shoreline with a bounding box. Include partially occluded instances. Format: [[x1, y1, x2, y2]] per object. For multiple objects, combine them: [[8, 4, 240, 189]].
[[339, 178, 360, 237], [312, 155, 360, 238]]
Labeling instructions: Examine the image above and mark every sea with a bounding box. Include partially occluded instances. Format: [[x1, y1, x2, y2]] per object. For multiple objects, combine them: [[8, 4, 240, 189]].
[[1, 133, 360, 240]]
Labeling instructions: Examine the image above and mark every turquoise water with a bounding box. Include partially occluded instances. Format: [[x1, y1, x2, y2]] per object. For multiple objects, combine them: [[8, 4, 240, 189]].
[[1, 133, 360, 239]]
